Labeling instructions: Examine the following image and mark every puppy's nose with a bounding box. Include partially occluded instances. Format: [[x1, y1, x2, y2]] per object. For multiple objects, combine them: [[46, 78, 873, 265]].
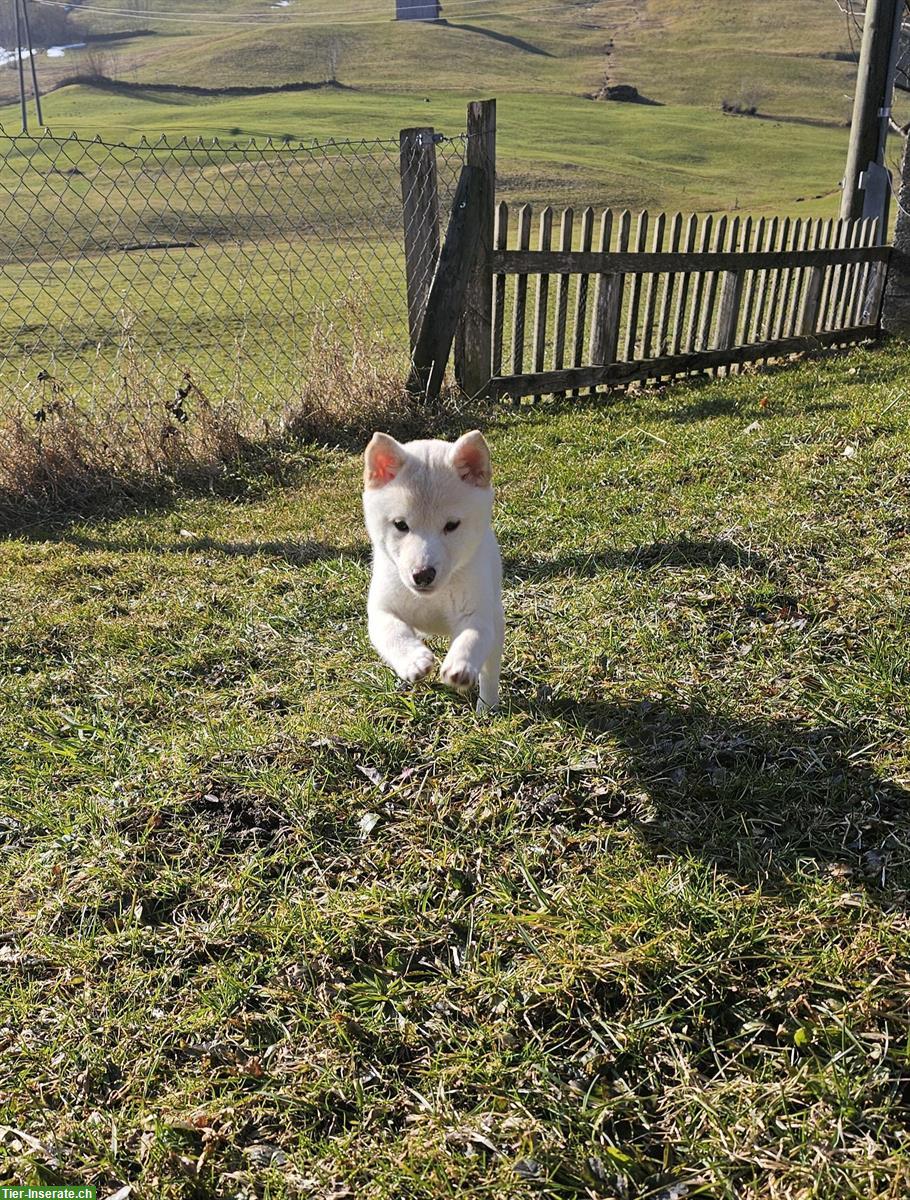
[[412, 566, 436, 590]]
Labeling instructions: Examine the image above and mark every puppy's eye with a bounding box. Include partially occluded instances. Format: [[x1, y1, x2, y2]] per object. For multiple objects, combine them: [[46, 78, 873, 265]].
[[393, 519, 409, 533], [444, 520, 461, 533]]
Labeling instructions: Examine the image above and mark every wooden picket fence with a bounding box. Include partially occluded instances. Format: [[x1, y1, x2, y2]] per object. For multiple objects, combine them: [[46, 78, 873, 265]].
[[488, 206, 888, 399], [401, 101, 893, 401]]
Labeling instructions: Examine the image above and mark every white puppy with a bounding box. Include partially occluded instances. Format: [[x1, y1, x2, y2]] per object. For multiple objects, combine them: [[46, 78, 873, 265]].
[[363, 429, 504, 712]]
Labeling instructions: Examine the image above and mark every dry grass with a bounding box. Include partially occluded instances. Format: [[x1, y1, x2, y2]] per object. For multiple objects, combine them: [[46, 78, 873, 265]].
[[0, 310, 474, 527]]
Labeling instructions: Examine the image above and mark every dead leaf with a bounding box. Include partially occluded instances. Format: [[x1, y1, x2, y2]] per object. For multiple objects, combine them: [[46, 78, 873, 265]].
[[358, 812, 381, 840]]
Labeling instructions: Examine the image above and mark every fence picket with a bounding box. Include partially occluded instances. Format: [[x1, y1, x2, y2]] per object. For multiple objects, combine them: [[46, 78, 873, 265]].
[[602, 209, 630, 364], [511, 204, 533, 375], [773, 217, 800, 341], [491, 201, 509, 378], [864, 218, 888, 324], [782, 219, 812, 339], [571, 207, 595, 394], [697, 215, 727, 350], [531, 205, 554, 393], [763, 217, 790, 342], [850, 218, 877, 327], [624, 211, 650, 360], [686, 214, 713, 351], [835, 219, 866, 331], [656, 212, 683, 360], [798, 218, 831, 335], [641, 211, 666, 359], [716, 215, 746, 353], [738, 216, 765, 346], [750, 217, 779, 343], [818, 219, 848, 331], [552, 208, 574, 373], [588, 209, 614, 364], [671, 213, 699, 355]]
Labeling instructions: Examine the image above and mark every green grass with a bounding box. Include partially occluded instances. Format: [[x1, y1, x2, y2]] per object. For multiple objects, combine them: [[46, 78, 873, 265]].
[[2, 343, 909, 1198], [1, 81, 857, 216], [7, 0, 903, 220]]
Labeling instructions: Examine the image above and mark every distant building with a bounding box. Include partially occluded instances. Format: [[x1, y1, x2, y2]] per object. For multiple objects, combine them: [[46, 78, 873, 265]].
[[395, 0, 441, 20]]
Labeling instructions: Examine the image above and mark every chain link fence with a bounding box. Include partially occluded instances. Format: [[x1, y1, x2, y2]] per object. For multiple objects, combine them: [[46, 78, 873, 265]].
[[0, 125, 468, 508]]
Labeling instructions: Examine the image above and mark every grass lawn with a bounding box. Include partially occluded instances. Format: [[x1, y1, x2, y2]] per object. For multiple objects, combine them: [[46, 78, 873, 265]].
[[1, 342, 909, 1198], [3, 83, 853, 216]]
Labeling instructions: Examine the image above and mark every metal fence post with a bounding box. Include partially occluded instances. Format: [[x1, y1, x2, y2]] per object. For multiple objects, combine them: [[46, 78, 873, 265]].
[[455, 98, 496, 397], [399, 126, 440, 353]]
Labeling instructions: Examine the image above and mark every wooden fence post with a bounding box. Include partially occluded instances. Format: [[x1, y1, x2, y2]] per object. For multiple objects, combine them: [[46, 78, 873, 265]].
[[399, 126, 440, 353], [716, 216, 745, 349], [455, 99, 496, 397], [407, 166, 483, 400]]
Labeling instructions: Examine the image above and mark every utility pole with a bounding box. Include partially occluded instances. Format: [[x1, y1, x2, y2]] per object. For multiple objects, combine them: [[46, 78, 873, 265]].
[[13, 0, 28, 134], [21, 0, 44, 128], [841, 0, 904, 221]]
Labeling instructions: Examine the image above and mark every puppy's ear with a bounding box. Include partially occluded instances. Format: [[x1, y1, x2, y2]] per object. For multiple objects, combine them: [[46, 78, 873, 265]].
[[452, 430, 492, 487], [364, 432, 406, 488]]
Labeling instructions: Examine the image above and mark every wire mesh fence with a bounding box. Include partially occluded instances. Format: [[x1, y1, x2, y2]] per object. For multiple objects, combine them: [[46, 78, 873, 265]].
[[0, 124, 467, 506]]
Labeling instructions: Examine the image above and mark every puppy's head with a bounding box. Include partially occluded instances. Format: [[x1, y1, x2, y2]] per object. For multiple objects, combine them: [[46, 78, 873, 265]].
[[363, 430, 493, 595]]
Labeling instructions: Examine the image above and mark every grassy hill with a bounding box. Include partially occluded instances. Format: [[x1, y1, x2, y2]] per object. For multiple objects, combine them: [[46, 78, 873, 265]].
[[0, 0, 878, 214]]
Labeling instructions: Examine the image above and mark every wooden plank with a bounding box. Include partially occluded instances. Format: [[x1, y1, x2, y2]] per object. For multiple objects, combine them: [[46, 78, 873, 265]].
[[818, 218, 849, 331], [781, 219, 812, 339], [773, 218, 801, 341], [510, 204, 533, 375], [531, 205, 554, 395], [655, 211, 683, 359], [671, 213, 698, 355], [835, 218, 867, 330], [597, 208, 629, 365], [798, 219, 832, 335], [686, 215, 713, 352], [571, 206, 595, 394], [491, 243, 889, 275], [490, 324, 880, 398], [623, 211, 650, 360], [697, 215, 727, 349], [640, 210, 666, 359], [738, 216, 765, 346], [749, 217, 778, 343], [848, 219, 876, 327], [491, 201, 508, 378], [715, 215, 746, 351], [588, 209, 614, 365], [399, 126, 440, 353], [552, 208, 574, 372], [762, 217, 790, 342], [455, 99, 496, 398], [864, 217, 888, 325], [407, 165, 483, 400]]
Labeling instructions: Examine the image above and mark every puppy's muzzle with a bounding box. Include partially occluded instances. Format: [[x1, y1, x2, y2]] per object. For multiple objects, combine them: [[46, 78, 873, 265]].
[[412, 567, 436, 590]]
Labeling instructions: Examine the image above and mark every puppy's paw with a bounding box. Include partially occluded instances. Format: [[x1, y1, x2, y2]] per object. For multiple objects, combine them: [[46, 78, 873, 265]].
[[397, 647, 436, 684], [439, 653, 480, 693]]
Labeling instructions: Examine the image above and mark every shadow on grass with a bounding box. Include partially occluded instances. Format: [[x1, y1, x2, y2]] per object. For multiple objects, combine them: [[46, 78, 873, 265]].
[[549, 695, 909, 903], [505, 536, 777, 581], [442, 21, 553, 55]]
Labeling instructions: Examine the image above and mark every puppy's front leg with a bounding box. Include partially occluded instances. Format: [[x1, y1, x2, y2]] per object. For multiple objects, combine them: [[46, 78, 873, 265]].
[[440, 623, 495, 696], [369, 608, 436, 683]]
